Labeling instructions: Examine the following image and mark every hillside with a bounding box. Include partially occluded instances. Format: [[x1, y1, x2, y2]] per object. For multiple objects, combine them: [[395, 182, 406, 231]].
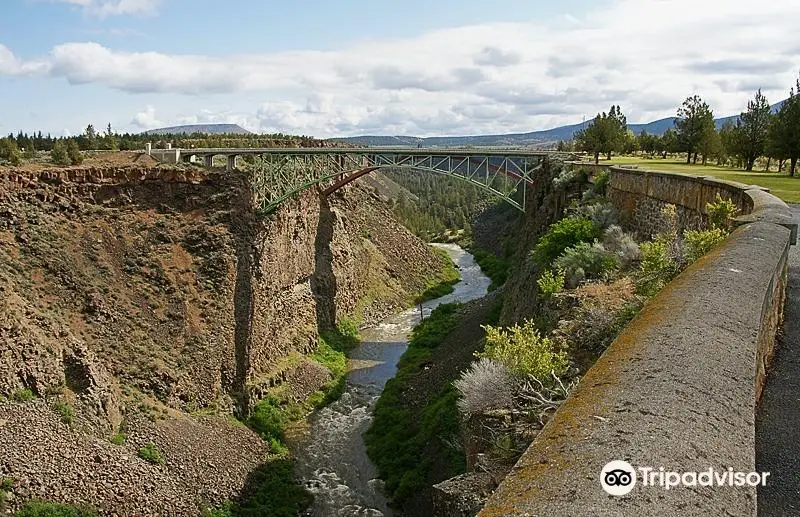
[[142, 124, 253, 136], [329, 100, 787, 148], [0, 160, 450, 514]]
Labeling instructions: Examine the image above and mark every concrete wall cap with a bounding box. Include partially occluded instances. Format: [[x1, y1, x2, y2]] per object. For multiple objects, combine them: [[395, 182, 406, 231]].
[[736, 188, 798, 244]]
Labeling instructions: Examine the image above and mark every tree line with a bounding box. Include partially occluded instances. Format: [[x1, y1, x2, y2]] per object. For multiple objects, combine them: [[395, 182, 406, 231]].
[[569, 73, 800, 175], [0, 123, 321, 166]]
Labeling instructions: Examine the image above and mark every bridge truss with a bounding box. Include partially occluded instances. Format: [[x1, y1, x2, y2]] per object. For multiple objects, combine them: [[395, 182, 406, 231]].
[[181, 148, 563, 213]]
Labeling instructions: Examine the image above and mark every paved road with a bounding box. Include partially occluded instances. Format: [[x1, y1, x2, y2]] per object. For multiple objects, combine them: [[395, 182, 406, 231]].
[[757, 204, 800, 516]]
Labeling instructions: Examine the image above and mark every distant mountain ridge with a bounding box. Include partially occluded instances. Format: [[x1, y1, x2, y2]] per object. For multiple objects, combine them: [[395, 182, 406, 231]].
[[142, 124, 253, 135], [141, 100, 786, 146], [329, 100, 787, 148]]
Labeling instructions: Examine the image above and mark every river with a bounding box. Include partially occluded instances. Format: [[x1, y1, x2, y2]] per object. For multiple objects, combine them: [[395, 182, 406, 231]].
[[287, 243, 491, 517]]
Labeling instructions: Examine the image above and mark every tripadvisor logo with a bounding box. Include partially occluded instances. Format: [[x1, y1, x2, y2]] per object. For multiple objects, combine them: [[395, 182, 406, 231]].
[[601, 460, 637, 496], [600, 460, 771, 496]]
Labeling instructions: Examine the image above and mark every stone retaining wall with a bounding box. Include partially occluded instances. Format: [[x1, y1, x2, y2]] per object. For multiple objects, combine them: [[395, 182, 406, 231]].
[[479, 167, 797, 516]]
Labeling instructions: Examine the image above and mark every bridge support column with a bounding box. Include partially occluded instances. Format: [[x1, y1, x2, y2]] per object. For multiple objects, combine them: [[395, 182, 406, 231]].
[[204, 155, 213, 169], [227, 155, 237, 171]]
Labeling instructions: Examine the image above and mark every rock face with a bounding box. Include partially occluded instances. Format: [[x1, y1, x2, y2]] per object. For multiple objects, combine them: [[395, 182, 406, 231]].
[[498, 163, 588, 325], [432, 473, 497, 517], [0, 164, 447, 514]]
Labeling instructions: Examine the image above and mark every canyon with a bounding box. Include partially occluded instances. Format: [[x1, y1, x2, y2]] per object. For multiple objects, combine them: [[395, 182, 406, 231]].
[[0, 157, 456, 514]]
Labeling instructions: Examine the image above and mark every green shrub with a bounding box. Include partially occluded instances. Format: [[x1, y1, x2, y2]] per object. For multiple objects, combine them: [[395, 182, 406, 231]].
[[552, 166, 588, 189], [655, 204, 679, 240], [14, 501, 97, 517], [416, 248, 460, 303], [11, 388, 35, 402], [138, 442, 164, 465], [684, 228, 727, 263], [470, 248, 509, 291], [66, 140, 83, 165], [52, 402, 74, 425], [110, 433, 126, 445], [532, 216, 601, 266], [268, 437, 289, 456], [51, 142, 71, 166], [336, 318, 359, 342], [0, 138, 22, 166], [537, 268, 565, 299], [228, 460, 312, 516], [578, 169, 611, 203], [203, 503, 235, 517], [706, 194, 739, 231], [571, 201, 618, 229], [310, 337, 349, 407], [312, 339, 347, 379], [248, 400, 285, 444], [0, 477, 13, 491], [636, 238, 680, 296], [409, 303, 460, 349], [594, 170, 610, 193], [553, 242, 618, 287], [477, 320, 569, 382], [365, 303, 463, 505], [416, 282, 456, 303]]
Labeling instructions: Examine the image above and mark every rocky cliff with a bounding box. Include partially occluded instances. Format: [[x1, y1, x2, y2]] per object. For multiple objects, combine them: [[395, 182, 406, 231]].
[[0, 163, 448, 513]]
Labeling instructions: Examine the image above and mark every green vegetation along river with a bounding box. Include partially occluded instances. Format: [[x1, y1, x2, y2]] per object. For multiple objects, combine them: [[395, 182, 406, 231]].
[[286, 244, 490, 516]]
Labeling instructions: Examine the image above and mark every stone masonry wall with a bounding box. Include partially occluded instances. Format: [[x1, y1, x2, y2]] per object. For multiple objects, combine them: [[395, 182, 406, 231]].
[[608, 166, 753, 238], [480, 167, 797, 516]]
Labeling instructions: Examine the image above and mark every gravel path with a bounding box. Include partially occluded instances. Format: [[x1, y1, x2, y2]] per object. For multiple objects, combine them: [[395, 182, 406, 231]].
[[756, 204, 800, 516]]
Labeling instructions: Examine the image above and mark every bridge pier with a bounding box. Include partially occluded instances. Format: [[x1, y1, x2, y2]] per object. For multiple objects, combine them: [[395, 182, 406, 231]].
[[227, 155, 237, 171], [204, 155, 213, 169]]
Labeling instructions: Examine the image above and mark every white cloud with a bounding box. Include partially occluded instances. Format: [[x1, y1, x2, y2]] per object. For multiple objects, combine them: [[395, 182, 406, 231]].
[[131, 105, 162, 129], [6, 0, 800, 136], [51, 0, 159, 17]]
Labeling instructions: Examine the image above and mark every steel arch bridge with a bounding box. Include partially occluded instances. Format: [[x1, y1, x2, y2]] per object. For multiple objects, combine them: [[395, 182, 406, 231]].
[[170, 147, 569, 214]]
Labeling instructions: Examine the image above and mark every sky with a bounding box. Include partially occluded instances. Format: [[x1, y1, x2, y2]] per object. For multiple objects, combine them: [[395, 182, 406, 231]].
[[0, 0, 799, 138]]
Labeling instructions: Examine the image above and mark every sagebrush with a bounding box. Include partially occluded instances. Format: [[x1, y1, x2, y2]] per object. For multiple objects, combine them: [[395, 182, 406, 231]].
[[602, 225, 640, 268], [553, 241, 617, 287], [454, 358, 515, 416]]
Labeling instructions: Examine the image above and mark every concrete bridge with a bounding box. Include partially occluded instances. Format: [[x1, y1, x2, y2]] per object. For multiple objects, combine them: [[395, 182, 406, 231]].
[[146, 145, 574, 213]]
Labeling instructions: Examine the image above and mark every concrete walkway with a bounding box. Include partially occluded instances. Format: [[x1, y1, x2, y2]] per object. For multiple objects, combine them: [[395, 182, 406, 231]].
[[756, 204, 800, 516]]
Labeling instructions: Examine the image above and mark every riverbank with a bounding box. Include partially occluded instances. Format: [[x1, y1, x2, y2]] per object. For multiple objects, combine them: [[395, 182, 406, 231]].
[[365, 293, 501, 516], [288, 244, 490, 516]]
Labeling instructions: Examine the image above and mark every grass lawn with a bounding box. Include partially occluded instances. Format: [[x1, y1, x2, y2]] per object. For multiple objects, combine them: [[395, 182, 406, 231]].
[[603, 156, 800, 204]]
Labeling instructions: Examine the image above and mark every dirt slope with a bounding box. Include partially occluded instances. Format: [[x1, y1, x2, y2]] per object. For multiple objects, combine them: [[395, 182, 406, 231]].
[[0, 161, 447, 514]]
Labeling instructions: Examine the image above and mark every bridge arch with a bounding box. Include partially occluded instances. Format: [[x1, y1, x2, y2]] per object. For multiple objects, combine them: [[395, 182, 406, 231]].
[[321, 164, 530, 211], [149, 147, 569, 214]]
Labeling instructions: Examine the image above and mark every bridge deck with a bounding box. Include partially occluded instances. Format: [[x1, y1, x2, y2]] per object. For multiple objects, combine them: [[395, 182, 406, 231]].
[[181, 147, 563, 157]]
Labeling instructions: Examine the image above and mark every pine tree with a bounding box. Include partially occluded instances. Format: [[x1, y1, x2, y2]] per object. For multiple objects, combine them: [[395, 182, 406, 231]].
[[733, 89, 772, 171], [0, 138, 22, 166], [768, 74, 800, 176], [66, 139, 83, 165], [51, 141, 70, 165], [675, 95, 715, 164]]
